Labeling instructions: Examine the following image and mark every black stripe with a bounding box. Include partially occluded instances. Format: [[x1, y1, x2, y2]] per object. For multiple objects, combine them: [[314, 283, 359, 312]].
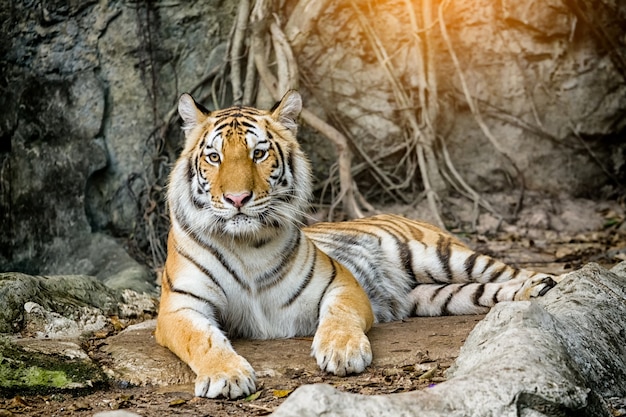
[[170, 305, 217, 317], [481, 258, 495, 275], [399, 240, 417, 284], [488, 265, 508, 282], [252, 237, 271, 248], [510, 268, 522, 280], [198, 131, 208, 150], [436, 235, 453, 282], [464, 253, 480, 279], [175, 216, 251, 293], [367, 222, 416, 284], [239, 120, 256, 130], [257, 233, 303, 291], [187, 158, 196, 183], [429, 284, 446, 302], [472, 283, 485, 307], [213, 123, 229, 134], [316, 259, 338, 316], [492, 287, 501, 304], [424, 269, 447, 284], [175, 244, 226, 297], [191, 195, 208, 209], [162, 265, 174, 290], [283, 249, 317, 308], [411, 296, 421, 316], [241, 114, 259, 123], [441, 284, 469, 315], [273, 141, 287, 184], [286, 150, 294, 177], [369, 220, 412, 243], [170, 286, 220, 316]]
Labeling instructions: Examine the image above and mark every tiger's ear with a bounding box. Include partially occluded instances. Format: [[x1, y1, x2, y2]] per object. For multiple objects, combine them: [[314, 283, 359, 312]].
[[271, 90, 302, 134], [178, 93, 209, 132]]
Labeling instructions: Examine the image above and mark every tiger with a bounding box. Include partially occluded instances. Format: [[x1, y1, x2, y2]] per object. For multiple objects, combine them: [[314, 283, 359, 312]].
[[155, 90, 558, 399]]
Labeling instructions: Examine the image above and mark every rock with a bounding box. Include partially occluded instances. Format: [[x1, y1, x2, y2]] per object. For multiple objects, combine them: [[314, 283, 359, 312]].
[[271, 262, 626, 417], [540, 262, 626, 397], [0, 1, 237, 291], [0, 66, 153, 292], [0, 272, 157, 335], [38, 233, 155, 294], [0, 273, 120, 334], [0, 337, 107, 397], [23, 301, 109, 340], [100, 320, 196, 387], [0, 272, 158, 396]]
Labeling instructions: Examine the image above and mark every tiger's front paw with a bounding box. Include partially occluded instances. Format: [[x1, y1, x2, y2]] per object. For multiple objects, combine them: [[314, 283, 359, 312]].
[[194, 353, 256, 399], [311, 328, 372, 376]]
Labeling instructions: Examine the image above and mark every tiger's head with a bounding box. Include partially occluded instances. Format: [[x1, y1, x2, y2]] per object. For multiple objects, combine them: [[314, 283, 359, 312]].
[[169, 90, 313, 240]]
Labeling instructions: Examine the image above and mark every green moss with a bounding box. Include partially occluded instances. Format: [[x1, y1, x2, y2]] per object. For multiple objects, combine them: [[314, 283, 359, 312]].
[[0, 338, 107, 397]]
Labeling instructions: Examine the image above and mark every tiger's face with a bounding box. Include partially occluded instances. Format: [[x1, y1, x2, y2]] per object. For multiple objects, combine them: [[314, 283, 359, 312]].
[[171, 91, 312, 239]]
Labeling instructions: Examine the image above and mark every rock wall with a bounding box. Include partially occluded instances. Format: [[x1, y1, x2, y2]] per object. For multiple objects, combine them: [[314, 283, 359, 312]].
[[0, 0, 624, 287], [300, 0, 626, 195], [0, 1, 237, 287]]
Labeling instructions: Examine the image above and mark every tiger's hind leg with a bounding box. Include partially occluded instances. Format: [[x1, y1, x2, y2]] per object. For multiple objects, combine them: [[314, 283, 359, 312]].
[[409, 274, 557, 316]]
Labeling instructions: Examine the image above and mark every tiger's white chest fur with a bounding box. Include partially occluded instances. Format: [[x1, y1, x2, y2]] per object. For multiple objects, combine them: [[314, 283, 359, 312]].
[[169, 220, 334, 339]]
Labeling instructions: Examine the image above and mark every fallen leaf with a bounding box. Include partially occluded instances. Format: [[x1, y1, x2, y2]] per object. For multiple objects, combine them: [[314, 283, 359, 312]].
[[244, 390, 262, 401], [169, 398, 187, 407], [418, 363, 439, 380], [110, 315, 125, 332], [272, 389, 293, 398]]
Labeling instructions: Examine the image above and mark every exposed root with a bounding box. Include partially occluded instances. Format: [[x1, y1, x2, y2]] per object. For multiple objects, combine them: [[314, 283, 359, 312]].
[[351, 1, 445, 228], [438, 0, 525, 219], [230, 0, 252, 105]]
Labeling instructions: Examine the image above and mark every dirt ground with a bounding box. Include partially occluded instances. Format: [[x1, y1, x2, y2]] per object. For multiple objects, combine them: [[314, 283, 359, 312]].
[[1, 315, 481, 417], [2, 196, 625, 417]]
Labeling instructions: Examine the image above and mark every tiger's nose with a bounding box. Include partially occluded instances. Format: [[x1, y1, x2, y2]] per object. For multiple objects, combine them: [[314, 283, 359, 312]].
[[224, 192, 252, 208]]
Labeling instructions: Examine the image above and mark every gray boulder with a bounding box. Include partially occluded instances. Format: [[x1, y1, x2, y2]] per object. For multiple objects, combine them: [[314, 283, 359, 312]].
[[271, 262, 626, 417], [0, 272, 157, 335]]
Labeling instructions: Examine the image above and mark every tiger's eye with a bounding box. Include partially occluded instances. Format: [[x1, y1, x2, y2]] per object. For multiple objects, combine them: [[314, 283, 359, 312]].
[[207, 152, 220, 163], [253, 149, 267, 161]]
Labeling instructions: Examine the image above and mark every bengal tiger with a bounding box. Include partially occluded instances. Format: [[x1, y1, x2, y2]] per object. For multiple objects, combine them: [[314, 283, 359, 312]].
[[155, 90, 558, 399]]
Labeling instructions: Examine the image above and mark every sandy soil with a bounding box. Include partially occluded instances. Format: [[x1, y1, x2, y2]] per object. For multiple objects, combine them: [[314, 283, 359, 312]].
[[1, 316, 482, 417]]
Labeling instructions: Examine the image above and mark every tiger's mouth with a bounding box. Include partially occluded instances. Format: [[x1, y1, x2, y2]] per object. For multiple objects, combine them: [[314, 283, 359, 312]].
[[214, 206, 287, 238], [217, 211, 264, 236]]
